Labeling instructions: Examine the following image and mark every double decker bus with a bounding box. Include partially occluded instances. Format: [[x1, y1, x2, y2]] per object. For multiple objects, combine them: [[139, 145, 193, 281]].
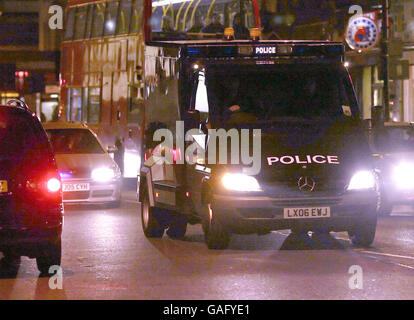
[[60, 0, 261, 177]]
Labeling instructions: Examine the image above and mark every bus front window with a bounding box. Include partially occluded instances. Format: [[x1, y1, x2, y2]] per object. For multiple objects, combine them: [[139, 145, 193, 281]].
[[150, 0, 255, 40]]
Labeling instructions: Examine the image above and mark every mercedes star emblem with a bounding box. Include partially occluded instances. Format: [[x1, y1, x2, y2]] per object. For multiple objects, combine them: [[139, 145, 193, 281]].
[[298, 176, 316, 192]]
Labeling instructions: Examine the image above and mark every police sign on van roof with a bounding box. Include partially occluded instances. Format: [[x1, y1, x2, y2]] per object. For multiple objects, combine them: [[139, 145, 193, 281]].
[[255, 46, 276, 55]]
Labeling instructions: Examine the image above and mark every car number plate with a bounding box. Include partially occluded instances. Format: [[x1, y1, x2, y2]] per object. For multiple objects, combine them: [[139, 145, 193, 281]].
[[63, 183, 90, 192], [284, 207, 330, 219], [0, 180, 7, 193]]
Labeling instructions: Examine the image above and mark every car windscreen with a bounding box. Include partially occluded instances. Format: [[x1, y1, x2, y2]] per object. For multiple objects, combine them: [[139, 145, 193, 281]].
[[198, 64, 357, 126], [46, 129, 105, 154], [0, 108, 49, 159]]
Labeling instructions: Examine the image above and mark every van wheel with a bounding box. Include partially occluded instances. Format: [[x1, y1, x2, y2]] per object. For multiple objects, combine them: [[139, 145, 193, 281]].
[[348, 213, 377, 247], [141, 189, 165, 238], [36, 237, 62, 275], [204, 204, 230, 250], [166, 216, 187, 239]]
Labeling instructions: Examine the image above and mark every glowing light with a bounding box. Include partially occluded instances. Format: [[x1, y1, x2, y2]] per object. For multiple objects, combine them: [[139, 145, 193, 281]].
[[92, 167, 115, 182], [222, 173, 261, 192], [393, 163, 414, 190], [47, 178, 61, 192], [347, 171, 375, 190]]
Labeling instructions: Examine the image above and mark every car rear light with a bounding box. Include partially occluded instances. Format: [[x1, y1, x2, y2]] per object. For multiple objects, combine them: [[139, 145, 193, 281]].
[[47, 178, 61, 192], [26, 174, 62, 193]]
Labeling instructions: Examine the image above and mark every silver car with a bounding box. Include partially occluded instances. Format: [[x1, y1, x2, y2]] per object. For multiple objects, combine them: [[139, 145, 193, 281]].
[[44, 123, 122, 207]]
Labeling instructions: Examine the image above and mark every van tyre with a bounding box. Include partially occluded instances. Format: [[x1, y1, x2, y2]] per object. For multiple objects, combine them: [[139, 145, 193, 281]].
[[348, 213, 377, 247], [141, 189, 165, 238], [204, 204, 230, 250], [166, 216, 187, 239], [36, 237, 62, 275]]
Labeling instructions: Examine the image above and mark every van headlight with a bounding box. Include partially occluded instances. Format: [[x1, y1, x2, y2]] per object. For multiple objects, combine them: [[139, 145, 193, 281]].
[[347, 170, 376, 190], [221, 173, 261, 192], [92, 167, 115, 182], [392, 162, 414, 189]]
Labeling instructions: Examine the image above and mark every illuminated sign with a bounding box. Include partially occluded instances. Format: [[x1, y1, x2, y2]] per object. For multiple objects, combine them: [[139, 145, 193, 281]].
[[255, 46, 276, 55], [346, 16, 379, 51], [267, 155, 340, 165]]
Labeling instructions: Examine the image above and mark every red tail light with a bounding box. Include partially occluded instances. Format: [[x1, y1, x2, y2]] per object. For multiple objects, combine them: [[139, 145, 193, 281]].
[[47, 178, 61, 192], [26, 175, 61, 193]]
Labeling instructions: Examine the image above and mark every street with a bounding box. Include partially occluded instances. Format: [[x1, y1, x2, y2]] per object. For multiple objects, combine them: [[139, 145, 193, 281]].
[[0, 188, 413, 300]]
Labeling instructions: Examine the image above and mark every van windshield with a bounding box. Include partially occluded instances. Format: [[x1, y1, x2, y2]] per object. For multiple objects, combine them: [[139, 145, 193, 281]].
[[193, 65, 358, 127]]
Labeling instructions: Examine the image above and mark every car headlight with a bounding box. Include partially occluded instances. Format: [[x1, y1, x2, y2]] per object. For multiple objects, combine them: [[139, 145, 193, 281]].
[[347, 170, 376, 190], [91, 167, 115, 182], [392, 162, 414, 189], [221, 173, 261, 192]]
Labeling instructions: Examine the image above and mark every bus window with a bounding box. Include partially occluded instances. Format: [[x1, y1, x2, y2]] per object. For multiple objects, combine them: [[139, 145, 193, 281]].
[[67, 88, 83, 122], [104, 1, 119, 36], [130, 0, 143, 33], [84, 4, 94, 39], [117, 0, 133, 35], [91, 2, 106, 38], [150, 0, 255, 40], [87, 87, 101, 124], [64, 7, 76, 40], [74, 5, 88, 40]]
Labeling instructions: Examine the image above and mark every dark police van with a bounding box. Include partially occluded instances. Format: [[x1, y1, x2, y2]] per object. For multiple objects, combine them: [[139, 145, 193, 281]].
[[138, 36, 379, 249]]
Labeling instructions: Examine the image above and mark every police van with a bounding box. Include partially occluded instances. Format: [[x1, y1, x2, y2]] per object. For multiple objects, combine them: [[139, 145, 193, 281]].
[[139, 30, 379, 249]]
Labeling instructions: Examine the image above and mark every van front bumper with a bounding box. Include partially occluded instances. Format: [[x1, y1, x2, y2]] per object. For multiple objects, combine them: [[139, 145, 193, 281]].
[[211, 190, 378, 234]]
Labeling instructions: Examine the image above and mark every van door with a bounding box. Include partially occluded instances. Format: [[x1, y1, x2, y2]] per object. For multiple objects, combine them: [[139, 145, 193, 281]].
[[185, 71, 211, 214]]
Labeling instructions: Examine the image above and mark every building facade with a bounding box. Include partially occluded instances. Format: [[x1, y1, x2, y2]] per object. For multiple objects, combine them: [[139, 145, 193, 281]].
[[0, 0, 65, 120]]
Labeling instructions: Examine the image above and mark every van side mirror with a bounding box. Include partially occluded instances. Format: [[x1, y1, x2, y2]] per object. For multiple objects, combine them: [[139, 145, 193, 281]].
[[183, 110, 200, 132], [371, 105, 385, 129]]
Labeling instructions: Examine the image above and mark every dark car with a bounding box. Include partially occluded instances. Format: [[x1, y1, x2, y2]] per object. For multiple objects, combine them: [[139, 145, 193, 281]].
[[0, 99, 63, 274]]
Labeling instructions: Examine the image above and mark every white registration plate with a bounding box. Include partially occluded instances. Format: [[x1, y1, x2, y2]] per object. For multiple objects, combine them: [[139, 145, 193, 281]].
[[284, 207, 330, 219], [63, 183, 90, 192]]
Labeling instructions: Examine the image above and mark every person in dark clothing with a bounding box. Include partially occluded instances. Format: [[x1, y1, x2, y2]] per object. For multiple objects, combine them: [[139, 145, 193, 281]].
[[233, 13, 249, 39], [202, 13, 224, 34], [187, 13, 204, 33], [114, 137, 124, 175]]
